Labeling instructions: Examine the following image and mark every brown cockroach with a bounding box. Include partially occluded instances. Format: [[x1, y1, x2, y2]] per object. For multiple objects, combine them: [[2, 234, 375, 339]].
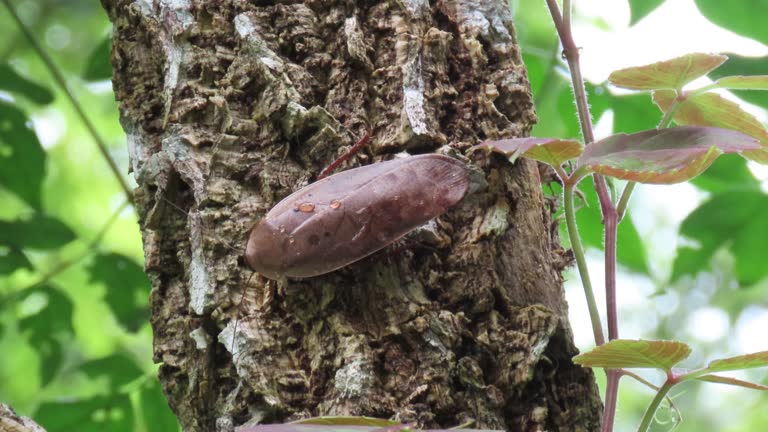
[[245, 153, 471, 279]]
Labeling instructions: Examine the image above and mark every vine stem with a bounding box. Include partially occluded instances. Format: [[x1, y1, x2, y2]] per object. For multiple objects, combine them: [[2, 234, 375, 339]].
[[564, 181, 605, 346], [544, 1, 620, 430], [637, 379, 675, 432], [2, 0, 134, 204]]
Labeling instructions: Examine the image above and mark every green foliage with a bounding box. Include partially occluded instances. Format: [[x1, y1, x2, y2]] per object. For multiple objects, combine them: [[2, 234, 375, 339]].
[[79, 353, 144, 391], [695, 0, 768, 45], [139, 380, 180, 432], [18, 285, 74, 385], [628, 0, 665, 25], [87, 253, 150, 332], [0, 63, 54, 104], [82, 36, 112, 81], [673, 190, 768, 285], [0, 1, 177, 430], [36, 394, 135, 432], [0, 213, 75, 249], [0, 101, 46, 210]]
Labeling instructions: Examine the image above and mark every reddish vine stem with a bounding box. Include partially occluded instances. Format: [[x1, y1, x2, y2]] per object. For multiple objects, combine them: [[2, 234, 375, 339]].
[[544, 1, 621, 431]]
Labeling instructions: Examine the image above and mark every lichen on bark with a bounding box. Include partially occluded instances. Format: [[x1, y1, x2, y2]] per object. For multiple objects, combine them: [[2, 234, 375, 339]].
[[103, 0, 603, 430]]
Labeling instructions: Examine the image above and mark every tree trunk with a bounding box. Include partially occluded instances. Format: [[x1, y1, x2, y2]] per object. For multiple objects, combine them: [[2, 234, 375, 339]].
[[102, 0, 602, 430]]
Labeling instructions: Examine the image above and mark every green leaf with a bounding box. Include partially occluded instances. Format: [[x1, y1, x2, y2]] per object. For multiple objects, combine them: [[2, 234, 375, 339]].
[[19, 285, 75, 385], [87, 253, 150, 332], [83, 36, 113, 81], [0, 63, 54, 105], [654, 90, 768, 164], [35, 394, 134, 432], [578, 126, 760, 184], [715, 75, 768, 90], [695, 0, 768, 45], [573, 339, 691, 370], [702, 351, 768, 373], [0, 213, 76, 250], [695, 374, 768, 391], [0, 247, 33, 275], [472, 137, 583, 167], [80, 354, 144, 391], [708, 54, 768, 109], [628, 0, 665, 25], [611, 92, 662, 134], [608, 53, 727, 90], [0, 101, 46, 210], [672, 190, 768, 285], [139, 380, 181, 432]]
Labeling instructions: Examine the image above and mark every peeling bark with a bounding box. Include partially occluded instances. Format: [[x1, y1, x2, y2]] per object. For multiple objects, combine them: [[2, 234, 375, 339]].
[[103, 0, 603, 430]]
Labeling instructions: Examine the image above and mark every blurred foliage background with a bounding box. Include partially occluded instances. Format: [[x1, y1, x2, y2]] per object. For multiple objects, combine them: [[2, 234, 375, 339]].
[[0, 0, 765, 431]]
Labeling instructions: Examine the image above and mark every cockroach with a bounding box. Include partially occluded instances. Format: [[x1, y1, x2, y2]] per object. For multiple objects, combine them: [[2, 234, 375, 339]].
[[245, 153, 471, 280]]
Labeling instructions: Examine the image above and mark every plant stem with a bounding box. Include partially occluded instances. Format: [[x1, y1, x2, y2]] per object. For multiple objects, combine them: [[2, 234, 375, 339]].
[[658, 98, 682, 129], [602, 370, 622, 432], [2, 0, 134, 204], [545, 2, 621, 430], [616, 182, 635, 221], [564, 182, 605, 346], [637, 379, 675, 432]]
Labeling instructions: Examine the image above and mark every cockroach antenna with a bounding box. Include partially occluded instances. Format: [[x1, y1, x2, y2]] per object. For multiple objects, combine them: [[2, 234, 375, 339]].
[[317, 130, 372, 179]]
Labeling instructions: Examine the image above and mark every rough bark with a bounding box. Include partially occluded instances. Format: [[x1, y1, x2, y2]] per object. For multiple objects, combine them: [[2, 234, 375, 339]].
[[103, 0, 603, 430]]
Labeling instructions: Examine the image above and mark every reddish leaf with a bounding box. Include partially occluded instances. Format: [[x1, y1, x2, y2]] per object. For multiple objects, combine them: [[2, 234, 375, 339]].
[[609, 53, 727, 90], [715, 75, 768, 90], [471, 137, 583, 167], [653, 90, 768, 163], [573, 339, 691, 370], [578, 126, 761, 184]]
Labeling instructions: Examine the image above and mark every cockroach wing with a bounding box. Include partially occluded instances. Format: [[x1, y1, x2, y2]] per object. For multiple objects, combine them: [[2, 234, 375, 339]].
[[245, 154, 470, 279]]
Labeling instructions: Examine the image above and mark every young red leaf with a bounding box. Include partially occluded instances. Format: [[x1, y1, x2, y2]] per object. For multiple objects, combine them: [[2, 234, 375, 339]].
[[573, 339, 691, 370], [715, 75, 768, 90], [653, 90, 768, 163], [695, 374, 768, 391], [608, 53, 727, 90], [471, 137, 583, 167], [577, 126, 761, 184]]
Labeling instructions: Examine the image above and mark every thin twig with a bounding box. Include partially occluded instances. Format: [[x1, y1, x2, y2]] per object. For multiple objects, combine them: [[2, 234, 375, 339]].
[[2, 0, 134, 204]]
